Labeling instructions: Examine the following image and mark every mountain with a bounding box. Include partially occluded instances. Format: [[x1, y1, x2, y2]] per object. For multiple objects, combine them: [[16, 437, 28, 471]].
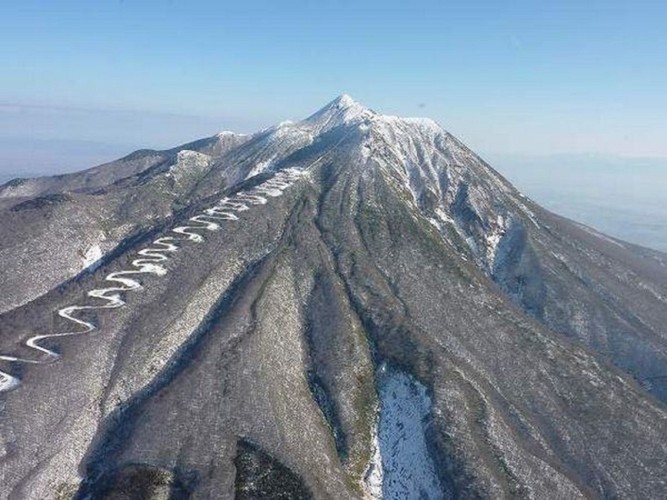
[[0, 96, 666, 499]]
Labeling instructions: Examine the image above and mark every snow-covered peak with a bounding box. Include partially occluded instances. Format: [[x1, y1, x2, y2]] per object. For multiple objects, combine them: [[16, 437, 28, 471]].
[[333, 93, 361, 109], [298, 95, 452, 144], [211, 96, 447, 150], [303, 94, 375, 133], [317, 94, 366, 113]]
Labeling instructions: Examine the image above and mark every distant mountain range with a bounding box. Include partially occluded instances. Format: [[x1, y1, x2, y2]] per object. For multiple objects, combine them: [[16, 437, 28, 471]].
[[0, 96, 665, 499], [0, 137, 142, 180]]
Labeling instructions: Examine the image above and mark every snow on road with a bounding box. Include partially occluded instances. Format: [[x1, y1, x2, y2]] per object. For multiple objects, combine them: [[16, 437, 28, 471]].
[[0, 169, 305, 393]]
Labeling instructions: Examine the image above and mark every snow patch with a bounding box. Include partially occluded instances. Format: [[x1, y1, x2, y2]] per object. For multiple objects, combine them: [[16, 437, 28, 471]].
[[485, 214, 508, 267], [168, 150, 211, 185], [82, 244, 103, 272], [364, 365, 444, 499], [363, 430, 384, 499], [175, 149, 209, 163], [246, 160, 274, 179]]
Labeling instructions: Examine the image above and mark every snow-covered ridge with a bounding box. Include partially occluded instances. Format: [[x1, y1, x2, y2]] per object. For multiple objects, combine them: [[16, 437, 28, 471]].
[[300, 95, 447, 140], [205, 96, 535, 281], [216, 130, 247, 138], [220, 95, 450, 163], [309, 97, 532, 275], [216, 94, 527, 277], [162, 96, 528, 278]]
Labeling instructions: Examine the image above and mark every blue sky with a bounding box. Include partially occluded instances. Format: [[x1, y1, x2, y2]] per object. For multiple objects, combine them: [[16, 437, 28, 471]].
[[2, 0, 666, 162]]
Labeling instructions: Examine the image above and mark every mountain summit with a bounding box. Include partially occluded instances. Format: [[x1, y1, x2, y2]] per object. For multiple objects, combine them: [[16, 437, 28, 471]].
[[304, 94, 375, 128], [0, 97, 666, 499]]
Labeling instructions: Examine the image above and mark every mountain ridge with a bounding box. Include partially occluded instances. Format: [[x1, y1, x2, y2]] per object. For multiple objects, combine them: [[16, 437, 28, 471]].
[[0, 96, 665, 499]]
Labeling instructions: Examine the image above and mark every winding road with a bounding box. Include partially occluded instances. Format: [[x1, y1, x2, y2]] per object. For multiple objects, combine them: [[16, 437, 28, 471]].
[[0, 169, 304, 393]]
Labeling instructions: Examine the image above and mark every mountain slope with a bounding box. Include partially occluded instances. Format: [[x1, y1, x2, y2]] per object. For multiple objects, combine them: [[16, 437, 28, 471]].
[[0, 96, 666, 499]]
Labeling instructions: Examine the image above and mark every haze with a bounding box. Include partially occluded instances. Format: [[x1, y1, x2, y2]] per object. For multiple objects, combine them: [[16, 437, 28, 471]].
[[1, 0, 665, 250]]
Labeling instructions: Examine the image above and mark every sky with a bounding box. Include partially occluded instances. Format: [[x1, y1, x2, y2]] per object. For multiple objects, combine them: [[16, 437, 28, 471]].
[[493, 154, 667, 251], [0, 1, 665, 250], [2, 0, 666, 168]]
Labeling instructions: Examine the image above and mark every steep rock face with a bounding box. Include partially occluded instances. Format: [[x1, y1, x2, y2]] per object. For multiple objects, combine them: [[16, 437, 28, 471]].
[[0, 96, 666, 499]]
